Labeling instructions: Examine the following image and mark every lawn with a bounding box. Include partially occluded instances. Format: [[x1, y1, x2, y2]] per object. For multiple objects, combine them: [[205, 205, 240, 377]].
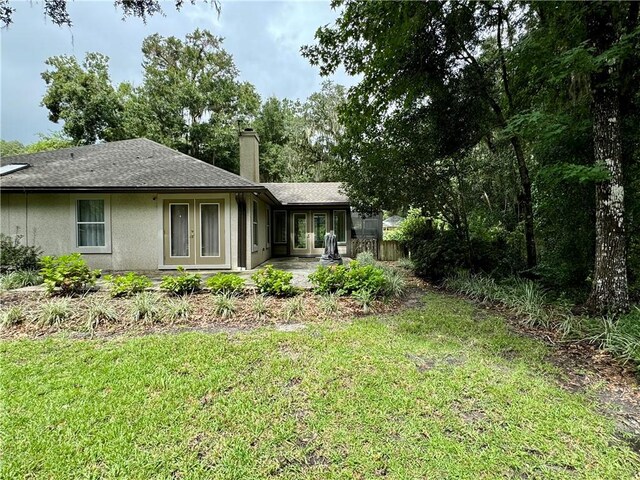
[[1, 293, 638, 479]]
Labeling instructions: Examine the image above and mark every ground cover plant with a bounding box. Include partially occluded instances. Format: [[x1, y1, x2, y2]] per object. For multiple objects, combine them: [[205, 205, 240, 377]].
[[444, 272, 640, 370], [1, 292, 638, 478], [0, 270, 43, 291]]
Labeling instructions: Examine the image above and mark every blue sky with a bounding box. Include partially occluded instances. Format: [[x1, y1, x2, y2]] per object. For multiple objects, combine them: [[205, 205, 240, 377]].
[[1, 0, 353, 143]]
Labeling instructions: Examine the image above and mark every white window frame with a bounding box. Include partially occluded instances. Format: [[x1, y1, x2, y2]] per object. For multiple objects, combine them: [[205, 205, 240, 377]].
[[266, 206, 271, 248], [333, 210, 347, 245], [274, 210, 287, 245], [252, 200, 259, 252], [70, 195, 112, 254], [199, 202, 221, 258]]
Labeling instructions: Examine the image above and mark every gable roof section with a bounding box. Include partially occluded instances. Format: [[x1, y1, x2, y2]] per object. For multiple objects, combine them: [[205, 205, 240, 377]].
[[0, 138, 261, 192], [262, 182, 349, 206]]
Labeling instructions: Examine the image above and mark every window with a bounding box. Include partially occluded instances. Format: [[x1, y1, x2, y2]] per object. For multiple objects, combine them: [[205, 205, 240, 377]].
[[293, 213, 307, 249], [333, 210, 347, 244], [266, 206, 271, 248], [252, 200, 259, 251], [274, 210, 287, 244], [313, 213, 327, 249], [200, 203, 220, 257], [74, 197, 111, 253], [169, 203, 190, 257]]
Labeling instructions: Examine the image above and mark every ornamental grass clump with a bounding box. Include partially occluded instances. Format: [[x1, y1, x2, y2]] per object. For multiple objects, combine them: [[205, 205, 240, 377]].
[[1, 306, 26, 328], [38, 299, 72, 326], [131, 292, 163, 323], [166, 297, 192, 322], [282, 296, 304, 322], [0, 270, 43, 291], [213, 293, 237, 319], [251, 294, 270, 321], [86, 298, 117, 333]]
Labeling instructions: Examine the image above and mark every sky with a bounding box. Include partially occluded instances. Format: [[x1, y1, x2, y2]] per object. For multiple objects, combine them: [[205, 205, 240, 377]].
[[0, 0, 353, 144]]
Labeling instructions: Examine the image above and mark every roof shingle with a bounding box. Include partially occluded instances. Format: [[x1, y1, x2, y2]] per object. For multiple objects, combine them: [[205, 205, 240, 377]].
[[262, 182, 349, 206], [0, 138, 260, 191]]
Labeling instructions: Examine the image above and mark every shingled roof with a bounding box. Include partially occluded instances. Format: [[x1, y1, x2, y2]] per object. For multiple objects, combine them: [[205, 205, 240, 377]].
[[0, 138, 262, 192], [262, 182, 349, 206]]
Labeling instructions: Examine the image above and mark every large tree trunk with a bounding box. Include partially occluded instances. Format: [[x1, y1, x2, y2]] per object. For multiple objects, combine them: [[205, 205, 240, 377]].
[[587, 3, 630, 314]]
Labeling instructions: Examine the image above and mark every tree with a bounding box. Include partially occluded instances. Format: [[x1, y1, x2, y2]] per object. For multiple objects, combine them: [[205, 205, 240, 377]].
[[303, 0, 538, 269], [0, 134, 76, 157], [0, 0, 219, 28], [41, 53, 123, 144]]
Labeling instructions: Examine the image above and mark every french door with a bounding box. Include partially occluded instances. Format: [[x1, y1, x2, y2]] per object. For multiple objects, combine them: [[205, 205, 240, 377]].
[[163, 199, 226, 266], [290, 211, 328, 255]]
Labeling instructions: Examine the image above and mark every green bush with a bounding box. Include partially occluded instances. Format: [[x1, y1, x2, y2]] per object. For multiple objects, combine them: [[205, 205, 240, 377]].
[[251, 265, 296, 297], [160, 267, 201, 295], [309, 260, 387, 297], [39, 253, 100, 295], [0, 234, 42, 273], [206, 274, 246, 295], [355, 251, 377, 266], [0, 270, 43, 291], [104, 272, 152, 297]]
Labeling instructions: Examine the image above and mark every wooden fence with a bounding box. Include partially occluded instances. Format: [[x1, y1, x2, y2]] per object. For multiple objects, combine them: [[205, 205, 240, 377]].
[[350, 239, 406, 261]]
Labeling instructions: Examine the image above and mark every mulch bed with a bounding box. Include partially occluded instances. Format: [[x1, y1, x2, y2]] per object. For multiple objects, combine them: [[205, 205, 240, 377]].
[[0, 287, 406, 340]]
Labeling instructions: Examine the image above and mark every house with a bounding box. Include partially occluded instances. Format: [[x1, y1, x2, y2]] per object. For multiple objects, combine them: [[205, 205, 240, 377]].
[[383, 215, 405, 232], [0, 130, 381, 271]]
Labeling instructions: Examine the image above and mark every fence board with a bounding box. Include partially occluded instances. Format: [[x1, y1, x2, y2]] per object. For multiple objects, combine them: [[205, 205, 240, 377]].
[[379, 240, 404, 261]]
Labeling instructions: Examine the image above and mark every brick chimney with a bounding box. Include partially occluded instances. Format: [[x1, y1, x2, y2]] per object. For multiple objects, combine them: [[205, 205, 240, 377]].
[[239, 128, 260, 183]]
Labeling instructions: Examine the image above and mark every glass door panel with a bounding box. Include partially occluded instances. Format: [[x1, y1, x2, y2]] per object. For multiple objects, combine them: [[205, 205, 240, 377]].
[[200, 203, 220, 257], [313, 213, 327, 249], [292, 213, 308, 252], [170, 204, 190, 257]]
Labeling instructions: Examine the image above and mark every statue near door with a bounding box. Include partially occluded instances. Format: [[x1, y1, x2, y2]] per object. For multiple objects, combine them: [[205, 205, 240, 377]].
[[320, 230, 343, 266]]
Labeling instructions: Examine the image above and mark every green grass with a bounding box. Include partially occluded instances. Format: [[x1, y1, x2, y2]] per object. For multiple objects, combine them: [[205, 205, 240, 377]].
[[1, 293, 637, 479]]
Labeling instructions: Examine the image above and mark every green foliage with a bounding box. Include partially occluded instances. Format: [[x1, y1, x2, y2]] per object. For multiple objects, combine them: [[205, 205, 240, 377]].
[[309, 260, 387, 297], [104, 272, 152, 297], [251, 294, 270, 321], [205, 274, 245, 295], [39, 253, 100, 295], [131, 292, 163, 323], [160, 267, 201, 296], [355, 251, 376, 266], [318, 293, 339, 316], [0, 271, 43, 291], [212, 293, 237, 319], [38, 299, 71, 326], [251, 265, 296, 297], [0, 234, 42, 273], [396, 257, 414, 271], [41, 53, 123, 144], [380, 266, 407, 299], [166, 297, 192, 322], [282, 296, 304, 322], [352, 288, 375, 314], [1, 307, 25, 328], [86, 299, 117, 333]]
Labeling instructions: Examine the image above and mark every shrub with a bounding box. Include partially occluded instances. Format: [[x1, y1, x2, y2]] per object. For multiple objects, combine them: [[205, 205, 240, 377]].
[[131, 292, 163, 323], [213, 293, 237, 319], [38, 299, 71, 326], [396, 257, 414, 271], [355, 251, 377, 266], [160, 267, 201, 295], [86, 299, 117, 333], [39, 253, 100, 295], [206, 274, 246, 295], [252, 294, 269, 321], [251, 265, 296, 297], [0, 270, 43, 291], [0, 234, 42, 273], [104, 272, 152, 297], [309, 261, 387, 297], [1, 306, 25, 328], [166, 297, 192, 322], [283, 296, 304, 322]]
